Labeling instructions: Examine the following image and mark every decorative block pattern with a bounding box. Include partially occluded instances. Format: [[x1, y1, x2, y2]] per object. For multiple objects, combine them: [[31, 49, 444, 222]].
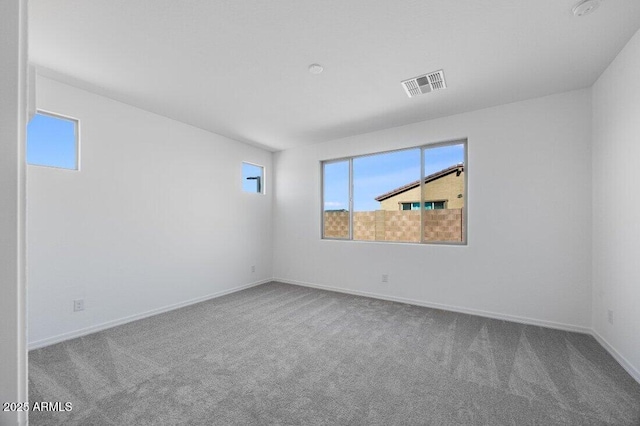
[[423, 209, 464, 242], [325, 209, 464, 243], [353, 212, 376, 240], [323, 211, 349, 238], [384, 211, 421, 242]]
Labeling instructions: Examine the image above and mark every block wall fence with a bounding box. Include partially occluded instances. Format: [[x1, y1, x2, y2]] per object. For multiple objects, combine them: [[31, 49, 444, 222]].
[[323, 209, 464, 242]]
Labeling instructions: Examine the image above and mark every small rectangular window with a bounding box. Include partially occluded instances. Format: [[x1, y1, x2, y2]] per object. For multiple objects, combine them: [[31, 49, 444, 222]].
[[321, 140, 467, 244], [242, 162, 265, 194], [27, 111, 79, 170], [400, 201, 446, 210], [425, 201, 446, 210]]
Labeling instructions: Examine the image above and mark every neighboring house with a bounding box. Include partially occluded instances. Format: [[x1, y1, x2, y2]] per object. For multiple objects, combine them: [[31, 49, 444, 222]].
[[375, 164, 464, 211]]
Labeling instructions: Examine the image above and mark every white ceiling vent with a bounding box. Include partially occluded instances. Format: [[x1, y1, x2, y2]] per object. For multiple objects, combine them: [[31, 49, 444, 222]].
[[401, 70, 447, 98]]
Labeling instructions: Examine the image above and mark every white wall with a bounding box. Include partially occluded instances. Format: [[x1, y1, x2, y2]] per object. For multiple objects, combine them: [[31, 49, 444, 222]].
[[273, 89, 593, 331], [28, 77, 273, 348], [592, 28, 640, 381], [0, 1, 28, 425]]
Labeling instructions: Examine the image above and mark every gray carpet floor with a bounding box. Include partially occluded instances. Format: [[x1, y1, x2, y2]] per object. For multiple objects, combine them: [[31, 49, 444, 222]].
[[29, 282, 640, 425]]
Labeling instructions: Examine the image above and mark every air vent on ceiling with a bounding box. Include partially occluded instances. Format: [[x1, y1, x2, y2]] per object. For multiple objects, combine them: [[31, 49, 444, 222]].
[[401, 70, 447, 98]]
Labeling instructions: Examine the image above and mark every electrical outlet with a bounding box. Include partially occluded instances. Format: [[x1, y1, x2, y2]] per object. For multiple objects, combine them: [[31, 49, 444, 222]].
[[381, 274, 389, 283], [608, 310, 614, 325], [251, 265, 256, 273], [73, 299, 85, 312]]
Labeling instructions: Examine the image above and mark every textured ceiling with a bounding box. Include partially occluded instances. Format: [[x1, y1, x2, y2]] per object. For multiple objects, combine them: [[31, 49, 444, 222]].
[[29, 0, 640, 151]]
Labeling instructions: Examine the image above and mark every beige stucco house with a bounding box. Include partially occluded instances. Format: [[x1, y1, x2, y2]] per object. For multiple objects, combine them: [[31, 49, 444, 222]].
[[375, 164, 464, 211]]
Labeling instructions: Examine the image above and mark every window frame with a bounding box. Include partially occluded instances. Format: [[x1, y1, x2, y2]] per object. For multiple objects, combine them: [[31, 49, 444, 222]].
[[320, 138, 467, 245], [27, 109, 81, 171], [321, 158, 353, 240], [242, 161, 266, 195]]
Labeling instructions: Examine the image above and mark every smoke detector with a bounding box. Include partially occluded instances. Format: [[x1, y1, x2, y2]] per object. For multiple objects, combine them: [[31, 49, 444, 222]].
[[308, 64, 324, 74], [572, 0, 601, 17], [401, 70, 446, 98]]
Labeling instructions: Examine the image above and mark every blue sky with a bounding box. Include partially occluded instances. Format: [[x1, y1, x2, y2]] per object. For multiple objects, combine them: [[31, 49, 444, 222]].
[[324, 144, 464, 211], [27, 113, 78, 170]]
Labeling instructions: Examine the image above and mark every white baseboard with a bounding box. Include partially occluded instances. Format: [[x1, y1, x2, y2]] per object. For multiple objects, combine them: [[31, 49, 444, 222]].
[[274, 278, 592, 334], [28, 279, 271, 351], [591, 329, 640, 384]]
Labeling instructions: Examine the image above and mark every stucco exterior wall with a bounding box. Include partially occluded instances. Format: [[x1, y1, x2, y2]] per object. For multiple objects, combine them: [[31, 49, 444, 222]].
[[379, 171, 465, 211]]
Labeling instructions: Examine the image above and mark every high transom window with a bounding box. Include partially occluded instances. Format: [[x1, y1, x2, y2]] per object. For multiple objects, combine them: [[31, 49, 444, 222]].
[[27, 111, 79, 170]]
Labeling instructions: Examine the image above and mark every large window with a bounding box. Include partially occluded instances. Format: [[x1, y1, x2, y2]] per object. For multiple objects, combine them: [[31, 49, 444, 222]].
[[322, 140, 466, 244], [27, 111, 79, 170]]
